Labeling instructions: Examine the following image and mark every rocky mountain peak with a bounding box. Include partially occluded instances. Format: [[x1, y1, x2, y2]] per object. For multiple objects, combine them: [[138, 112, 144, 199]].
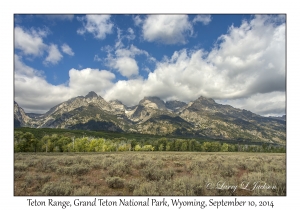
[[139, 96, 166, 110], [110, 99, 127, 111], [85, 91, 98, 99], [185, 96, 218, 111], [195, 96, 216, 104], [110, 99, 123, 105], [14, 94, 286, 144], [14, 101, 32, 127]]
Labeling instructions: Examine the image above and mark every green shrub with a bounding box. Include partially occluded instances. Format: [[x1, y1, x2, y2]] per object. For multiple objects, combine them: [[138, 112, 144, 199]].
[[220, 165, 235, 178], [133, 182, 159, 196], [174, 161, 184, 167], [14, 171, 25, 180], [142, 165, 174, 181], [41, 181, 73, 196], [101, 158, 115, 170], [38, 158, 57, 172], [57, 164, 90, 176], [35, 174, 52, 186], [132, 159, 149, 169], [126, 179, 140, 192], [57, 157, 74, 166], [108, 162, 131, 177], [14, 163, 28, 171], [106, 177, 125, 189], [73, 186, 92, 196]]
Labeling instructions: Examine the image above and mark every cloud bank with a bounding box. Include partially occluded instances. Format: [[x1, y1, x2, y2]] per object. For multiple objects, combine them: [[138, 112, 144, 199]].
[[105, 15, 285, 114], [15, 15, 286, 116], [14, 26, 74, 66]]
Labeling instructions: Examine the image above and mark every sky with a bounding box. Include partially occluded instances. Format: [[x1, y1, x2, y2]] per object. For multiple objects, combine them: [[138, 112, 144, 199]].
[[14, 14, 286, 116]]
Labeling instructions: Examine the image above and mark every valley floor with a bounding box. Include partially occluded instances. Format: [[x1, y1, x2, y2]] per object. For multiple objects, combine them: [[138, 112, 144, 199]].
[[14, 152, 286, 196]]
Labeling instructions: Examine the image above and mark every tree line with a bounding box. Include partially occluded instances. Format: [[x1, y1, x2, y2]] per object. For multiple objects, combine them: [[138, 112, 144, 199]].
[[14, 131, 286, 153]]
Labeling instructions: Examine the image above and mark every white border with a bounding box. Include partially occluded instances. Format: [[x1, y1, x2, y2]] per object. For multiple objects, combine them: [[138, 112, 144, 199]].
[[2, 1, 298, 209]]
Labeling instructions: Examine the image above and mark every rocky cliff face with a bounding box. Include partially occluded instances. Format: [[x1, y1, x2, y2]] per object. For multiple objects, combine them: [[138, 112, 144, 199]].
[[14, 92, 286, 144], [129, 97, 171, 123], [34, 91, 131, 131], [179, 96, 286, 144], [14, 101, 32, 127], [139, 96, 167, 110], [109, 100, 127, 112]]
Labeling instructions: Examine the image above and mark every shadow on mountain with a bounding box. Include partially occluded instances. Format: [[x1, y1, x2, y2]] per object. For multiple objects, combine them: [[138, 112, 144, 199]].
[[14, 118, 21, 128], [69, 120, 123, 132]]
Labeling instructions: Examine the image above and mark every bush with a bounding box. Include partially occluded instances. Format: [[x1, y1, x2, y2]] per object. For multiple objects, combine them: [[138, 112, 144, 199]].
[[57, 157, 74, 166], [172, 177, 204, 196], [73, 186, 92, 196], [38, 158, 57, 172], [106, 177, 125, 189], [108, 162, 131, 177], [174, 161, 184, 167], [132, 159, 149, 169], [142, 165, 174, 181], [35, 174, 52, 186], [101, 158, 115, 170], [41, 181, 73, 196], [126, 179, 140, 193], [14, 171, 25, 180], [220, 165, 235, 178], [133, 182, 159, 196], [14, 163, 28, 171], [57, 164, 90, 176]]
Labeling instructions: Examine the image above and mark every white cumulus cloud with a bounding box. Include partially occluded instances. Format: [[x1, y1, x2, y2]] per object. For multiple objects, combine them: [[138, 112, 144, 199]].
[[68, 68, 115, 96], [141, 15, 193, 45], [15, 56, 116, 113], [126, 28, 135, 40], [105, 45, 152, 78], [14, 26, 47, 56], [61, 43, 74, 56], [44, 15, 74, 21], [104, 79, 145, 106], [104, 15, 286, 116], [77, 15, 113, 40], [193, 15, 212, 25], [15, 54, 44, 78], [113, 57, 139, 78], [133, 15, 143, 26], [216, 92, 286, 116], [44, 44, 63, 65]]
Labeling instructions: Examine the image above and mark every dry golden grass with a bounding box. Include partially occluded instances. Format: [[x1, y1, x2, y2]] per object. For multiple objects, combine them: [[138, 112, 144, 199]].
[[14, 152, 286, 196]]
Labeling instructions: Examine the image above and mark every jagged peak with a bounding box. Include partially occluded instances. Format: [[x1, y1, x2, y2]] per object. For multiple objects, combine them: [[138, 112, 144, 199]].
[[110, 99, 123, 105], [139, 96, 166, 110], [140, 96, 165, 104], [85, 91, 98, 99], [195, 96, 216, 104]]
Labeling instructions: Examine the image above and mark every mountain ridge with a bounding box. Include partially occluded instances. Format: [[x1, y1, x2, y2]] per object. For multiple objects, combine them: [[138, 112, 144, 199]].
[[14, 92, 286, 144]]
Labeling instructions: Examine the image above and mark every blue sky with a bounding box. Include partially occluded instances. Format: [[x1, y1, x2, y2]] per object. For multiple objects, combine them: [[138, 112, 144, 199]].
[[14, 14, 286, 116]]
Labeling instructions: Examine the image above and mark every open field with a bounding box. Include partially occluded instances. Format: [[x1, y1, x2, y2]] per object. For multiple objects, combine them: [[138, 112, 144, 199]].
[[14, 152, 286, 196]]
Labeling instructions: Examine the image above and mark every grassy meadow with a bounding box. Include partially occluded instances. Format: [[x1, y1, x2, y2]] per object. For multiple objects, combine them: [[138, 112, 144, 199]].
[[14, 152, 286, 196]]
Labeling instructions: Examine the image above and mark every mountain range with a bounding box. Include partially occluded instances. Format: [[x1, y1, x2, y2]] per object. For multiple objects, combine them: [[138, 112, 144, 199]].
[[14, 91, 286, 144]]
